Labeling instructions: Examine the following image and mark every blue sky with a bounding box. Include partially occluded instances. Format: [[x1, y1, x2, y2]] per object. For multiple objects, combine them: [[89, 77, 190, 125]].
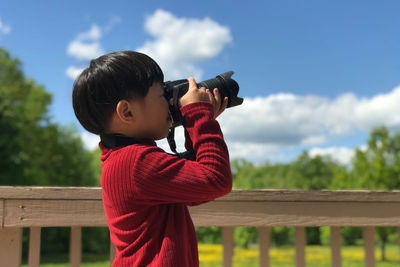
[[1, 0, 400, 164]]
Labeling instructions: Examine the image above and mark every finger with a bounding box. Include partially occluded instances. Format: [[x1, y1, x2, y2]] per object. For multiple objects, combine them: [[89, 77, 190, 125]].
[[213, 88, 221, 107], [187, 77, 198, 91], [206, 89, 215, 104], [217, 97, 228, 116], [222, 97, 228, 109]]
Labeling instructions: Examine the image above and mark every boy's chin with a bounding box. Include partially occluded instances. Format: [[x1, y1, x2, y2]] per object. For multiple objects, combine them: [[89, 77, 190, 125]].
[[154, 131, 170, 141]]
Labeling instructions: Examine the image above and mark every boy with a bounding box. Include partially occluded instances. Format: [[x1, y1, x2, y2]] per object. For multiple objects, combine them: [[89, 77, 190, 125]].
[[72, 51, 232, 266]]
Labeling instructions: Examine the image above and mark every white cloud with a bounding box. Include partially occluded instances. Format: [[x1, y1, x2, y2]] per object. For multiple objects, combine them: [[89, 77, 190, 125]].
[[309, 147, 355, 165], [80, 132, 100, 151], [308, 144, 368, 165], [66, 17, 121, 79], [0, 17, 11, 34], [67, 24, 104, 60], [67, 40, 104, 61], [153, 86, 400, 164], [77, 24, 102, 41], [218, 86, 400, 148], [137, 9, 232, 80], [355, 88, 400, 130], [66, 66, 85, 80], [67, 11, 230, 80]]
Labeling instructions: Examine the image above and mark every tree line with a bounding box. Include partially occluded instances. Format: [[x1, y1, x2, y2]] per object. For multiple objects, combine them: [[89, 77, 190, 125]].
[[1, 47, 400, 260]]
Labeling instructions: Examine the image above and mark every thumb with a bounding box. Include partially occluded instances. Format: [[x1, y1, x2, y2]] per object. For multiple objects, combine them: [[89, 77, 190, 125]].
[[187, 77, 198, 91]]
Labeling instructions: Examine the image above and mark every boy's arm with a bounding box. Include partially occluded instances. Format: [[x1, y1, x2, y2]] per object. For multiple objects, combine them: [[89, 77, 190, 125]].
[[129, 102, 232, 204]]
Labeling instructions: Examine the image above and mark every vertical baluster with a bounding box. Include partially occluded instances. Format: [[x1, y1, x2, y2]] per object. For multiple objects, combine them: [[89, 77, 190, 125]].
[[295, 226, 306, 267], [364, 227, 375, 267], [222, 227, 234, 267], [0, 228, 22, 267], [331, 226, 341, 267], [398, 227, 400, 265], [259, 227, 270, 267], [28, 227, 41, 267], [70, 226, 82, 267]]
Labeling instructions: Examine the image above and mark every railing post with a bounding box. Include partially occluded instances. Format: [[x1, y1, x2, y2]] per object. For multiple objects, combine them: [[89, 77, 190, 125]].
[[70, 226, 82, 267], [0, 227, 22, 267], [331, 226, 341, 267], [364, 226, 375, 267], [259, 227, 270, 267], [295, 227, 306, 267], [28, 227, 41, 267], [222, 227, 234, 267]]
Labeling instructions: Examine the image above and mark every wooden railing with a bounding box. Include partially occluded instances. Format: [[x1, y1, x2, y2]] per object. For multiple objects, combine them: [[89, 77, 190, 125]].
[[2, 186, 400, 267]]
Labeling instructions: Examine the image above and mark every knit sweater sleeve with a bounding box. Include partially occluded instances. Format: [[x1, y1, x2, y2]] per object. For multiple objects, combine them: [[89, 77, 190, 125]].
[[130, 102, 232, 204]]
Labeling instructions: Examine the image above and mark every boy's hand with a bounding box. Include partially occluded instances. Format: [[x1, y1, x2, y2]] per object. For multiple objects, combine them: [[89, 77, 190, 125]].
[[179, 77, 228, 119], [206, 87, 228, 119]]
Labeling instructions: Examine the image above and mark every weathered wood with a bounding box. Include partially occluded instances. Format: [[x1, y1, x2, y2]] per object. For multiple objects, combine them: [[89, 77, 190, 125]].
[[110, 240, 116, 265], [364, 227, 375, 267], [0, 227, 22, 267], [3, 187, 400, 202], [70, 227, 82, 267], [4, 187, 400, 267], [221, 189, 400, 202], [331, 226, 341, 267], [295, 227, 306, 267], [0, 186, 102, 200], [259, 227, 270, 267], [222, 227, 234, 267], [28, 227, 41, 267], [2, 187, 400, 227], [190, 201, 400, 227], [4, 199, 106, 227]]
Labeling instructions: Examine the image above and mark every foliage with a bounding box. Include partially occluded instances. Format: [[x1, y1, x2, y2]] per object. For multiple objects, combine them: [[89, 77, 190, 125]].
[[0, 47, 103, 255], [196, 227, 221, 244], [0, 47, 98, 186], [234, 227, 258, 248], [346, 127, 400, 259], [354, 127, 400, 189], [0, 48, 50, 183], [270, 227, 293, 246]]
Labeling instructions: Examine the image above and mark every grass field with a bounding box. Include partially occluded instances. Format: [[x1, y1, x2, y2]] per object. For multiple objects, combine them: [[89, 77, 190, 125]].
[[22, 244, 400, 267]]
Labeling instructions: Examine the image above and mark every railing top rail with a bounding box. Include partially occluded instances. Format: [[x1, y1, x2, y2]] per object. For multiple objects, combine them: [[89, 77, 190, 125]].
[[2, 186, 400, 202]]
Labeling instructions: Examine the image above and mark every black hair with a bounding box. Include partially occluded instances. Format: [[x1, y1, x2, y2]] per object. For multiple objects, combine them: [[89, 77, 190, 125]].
[[72, 51, 164, 134]]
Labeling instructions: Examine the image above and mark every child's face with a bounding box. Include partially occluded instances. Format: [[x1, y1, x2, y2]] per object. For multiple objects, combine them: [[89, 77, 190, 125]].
[[132, 82, 172, 140]]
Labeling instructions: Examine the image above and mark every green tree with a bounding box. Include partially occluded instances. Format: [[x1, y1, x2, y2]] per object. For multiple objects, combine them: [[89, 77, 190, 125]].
[[350, 127, 400, 261], [287, 151, 345, 190], [0, 48, 51, 183], [352, 127, 400, 189], [0, 47, 98, 186], [0, 47, 106, 255]]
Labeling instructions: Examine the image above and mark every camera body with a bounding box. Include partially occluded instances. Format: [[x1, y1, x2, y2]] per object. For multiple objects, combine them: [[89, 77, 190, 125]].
[[163, 71, 243, 128]]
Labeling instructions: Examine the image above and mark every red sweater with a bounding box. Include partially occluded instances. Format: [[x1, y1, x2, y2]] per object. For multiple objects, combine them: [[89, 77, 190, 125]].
[[100, 102, 232, 266]]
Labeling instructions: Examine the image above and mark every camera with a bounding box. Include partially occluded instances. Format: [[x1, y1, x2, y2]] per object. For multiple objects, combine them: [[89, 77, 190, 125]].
[[163, 71, 243, 128]]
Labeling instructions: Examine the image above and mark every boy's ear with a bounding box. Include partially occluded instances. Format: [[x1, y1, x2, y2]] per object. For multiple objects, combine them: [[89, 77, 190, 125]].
[[115, 100, 135, 123]]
